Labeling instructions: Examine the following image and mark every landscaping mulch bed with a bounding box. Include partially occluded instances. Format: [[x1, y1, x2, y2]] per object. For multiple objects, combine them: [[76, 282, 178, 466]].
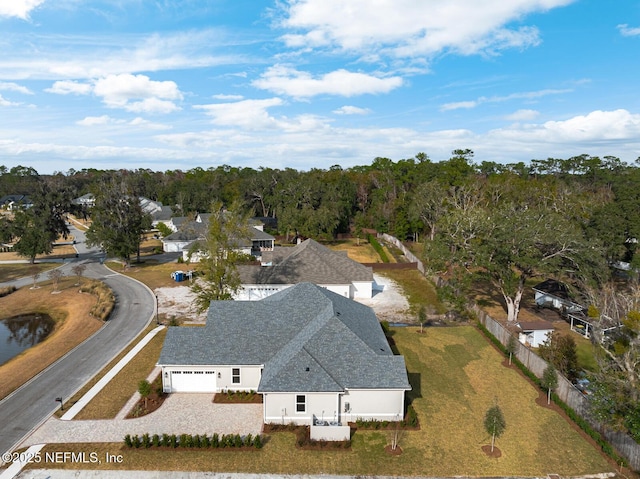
[[481, 445, 502, 458], [212, 391, 263, 404], [126, 374, 167, 418]]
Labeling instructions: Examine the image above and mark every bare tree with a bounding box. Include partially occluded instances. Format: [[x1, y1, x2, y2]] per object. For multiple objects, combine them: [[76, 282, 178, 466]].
[[47, 269, 64, 293], [71, 263, 87, 286]]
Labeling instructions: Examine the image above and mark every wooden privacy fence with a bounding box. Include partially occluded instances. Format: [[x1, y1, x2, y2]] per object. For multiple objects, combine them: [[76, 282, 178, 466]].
[[378, 232, 640, 470]]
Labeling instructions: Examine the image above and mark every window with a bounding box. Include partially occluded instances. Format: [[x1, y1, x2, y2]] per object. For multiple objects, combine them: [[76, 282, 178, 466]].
[[296, 395, 306, 413], [232, 368, 240, 384]]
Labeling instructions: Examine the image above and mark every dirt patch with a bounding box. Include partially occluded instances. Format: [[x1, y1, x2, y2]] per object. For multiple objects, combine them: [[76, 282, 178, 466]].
[[0, 279, 103, 400], [481, 445, 502, 458], [154, 285, 207, 323], [385, 444, 403, 455]]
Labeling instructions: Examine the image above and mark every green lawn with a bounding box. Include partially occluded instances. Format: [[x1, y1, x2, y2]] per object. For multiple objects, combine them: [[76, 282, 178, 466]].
[[33, 325, 613, 476]]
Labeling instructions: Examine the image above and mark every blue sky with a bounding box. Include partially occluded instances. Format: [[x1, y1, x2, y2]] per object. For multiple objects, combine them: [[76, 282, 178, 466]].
[[0, 0, 639, 174]]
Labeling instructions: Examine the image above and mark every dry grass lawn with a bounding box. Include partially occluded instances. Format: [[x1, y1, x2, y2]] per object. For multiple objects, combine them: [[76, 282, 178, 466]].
[[325, 238, 383, 263], [72, 328, 167, 420], [108, 261, 186, 291], [0, 263, 60, 282], [0, 279, 103, 400]]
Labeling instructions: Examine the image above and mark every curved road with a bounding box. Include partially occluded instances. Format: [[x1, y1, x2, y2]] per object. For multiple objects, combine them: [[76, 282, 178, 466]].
[[0, 226, 156, 456]]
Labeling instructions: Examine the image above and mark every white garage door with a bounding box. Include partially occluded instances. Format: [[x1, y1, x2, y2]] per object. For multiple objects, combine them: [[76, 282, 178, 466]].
[[170, 370, 216, 392]]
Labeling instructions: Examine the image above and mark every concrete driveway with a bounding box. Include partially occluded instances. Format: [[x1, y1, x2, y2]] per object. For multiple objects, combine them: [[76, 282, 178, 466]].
[[21, 394, 263, 447]]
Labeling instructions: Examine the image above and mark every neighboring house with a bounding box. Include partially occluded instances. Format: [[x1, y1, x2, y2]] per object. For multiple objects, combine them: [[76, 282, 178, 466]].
[[161, 213, 275, 262], [516, 320, 554, 347], [157, 282, 411, 429], [235, 239, 374, 300], [532, 279, 584, 314], [71, 194, 173, 227], [0, 194, 32, 210], [72, 193, 95, 208], [139, 197, 173, 227]]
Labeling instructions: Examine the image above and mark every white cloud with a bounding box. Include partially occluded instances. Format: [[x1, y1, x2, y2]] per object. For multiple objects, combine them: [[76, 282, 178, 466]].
[[253, 65, 403, 98], [333, 105, 371, 115], [440, 88, 570, 111], [46, 80, 92, 95], [0, 94, 20, 107], [0, 0, 45, 19], [212, 94, 244, 100], [77, 115, 171, 129], [618, 24, 640, 37], [440, 100, 478, 111], [195, 98, 285, 129], [491, 109, 640, 143], [0, 30, 239, 81], [505, 109, 540, 121], [93, 74, 183, 113], [0, 82, 32, 94], [279, 0, 574, 59], [77, 115, 113, 126]]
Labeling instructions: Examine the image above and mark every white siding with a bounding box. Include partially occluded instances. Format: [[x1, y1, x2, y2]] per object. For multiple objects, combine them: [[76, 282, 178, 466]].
[[339, 389, 406, 423], [161, 365, 261, 393], [264, 392, 339, 425], [321, 284, 351, 298], [235, 284, 291, 301], [352, 281, 373, 299]]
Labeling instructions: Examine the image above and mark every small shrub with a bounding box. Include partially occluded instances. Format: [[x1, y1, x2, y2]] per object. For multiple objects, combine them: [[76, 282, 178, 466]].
[[245, 433, 252, 447], [131, 435, 141, 448], [170, 434, 178, 448], [124, 434, 132, 448], [152, 434, 160, 447], [193, 434, 202, 448], [254, 434, 263, 449], [202, 434, 211, 448], [162, 434, 170, 447], [234, 434, 243, 448], [141, 433, 151, 448], [179, 434, 192, 448], [212, 433, 219, 448]]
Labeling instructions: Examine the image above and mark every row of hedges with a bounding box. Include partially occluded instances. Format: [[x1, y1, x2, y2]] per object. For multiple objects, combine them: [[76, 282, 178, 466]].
[[352, 405, 419, 429], [475, 321, 627, 466], [367, 234, 390, 263], [263, 424, 350, 449], [80, 279, 115, 321], [123, 433, 263, 449]]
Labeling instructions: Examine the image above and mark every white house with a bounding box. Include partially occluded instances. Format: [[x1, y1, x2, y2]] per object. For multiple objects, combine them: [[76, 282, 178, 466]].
[[157, 282, 411, 429], [235, 239, 374, 300], [532, 279, 584, 314], [161, 213, 275, 262], [516, 320, 554, 348]]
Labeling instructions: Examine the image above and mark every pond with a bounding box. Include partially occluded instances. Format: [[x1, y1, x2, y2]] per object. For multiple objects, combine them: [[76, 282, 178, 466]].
[[0, 313, 55, 366]]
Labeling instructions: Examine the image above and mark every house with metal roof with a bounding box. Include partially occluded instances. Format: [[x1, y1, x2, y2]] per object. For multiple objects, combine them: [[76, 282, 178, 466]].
[[235, 238, 374, 300], [157, 282, 411, 427]]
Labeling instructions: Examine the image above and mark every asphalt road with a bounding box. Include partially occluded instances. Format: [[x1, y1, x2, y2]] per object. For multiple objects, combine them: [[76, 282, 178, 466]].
[[0, 225, 156, 456]]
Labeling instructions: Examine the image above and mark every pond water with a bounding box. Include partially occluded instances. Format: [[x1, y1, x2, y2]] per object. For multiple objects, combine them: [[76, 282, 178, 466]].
[[0, 313, 55, 366]]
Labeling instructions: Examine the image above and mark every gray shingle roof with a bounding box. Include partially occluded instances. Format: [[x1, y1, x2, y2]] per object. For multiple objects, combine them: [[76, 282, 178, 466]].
[[239, 239, 373, 285], [158, 282, 410, 393]]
